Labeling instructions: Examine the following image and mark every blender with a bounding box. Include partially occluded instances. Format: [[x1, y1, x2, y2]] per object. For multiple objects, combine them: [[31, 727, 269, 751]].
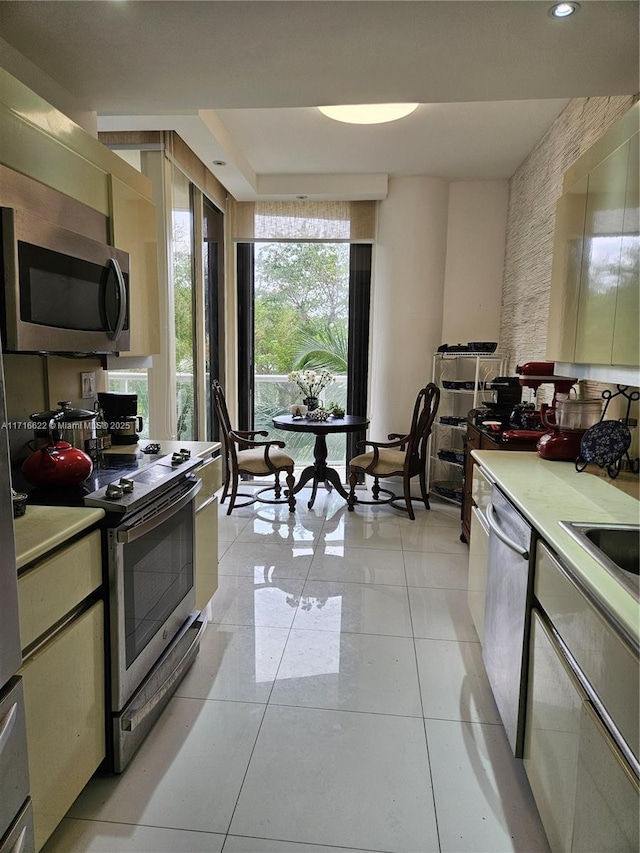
[[515, 362, 597, 461]]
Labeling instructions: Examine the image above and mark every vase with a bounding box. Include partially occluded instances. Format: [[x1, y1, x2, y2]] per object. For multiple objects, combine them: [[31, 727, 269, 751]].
[[303, 396, 320, 411]]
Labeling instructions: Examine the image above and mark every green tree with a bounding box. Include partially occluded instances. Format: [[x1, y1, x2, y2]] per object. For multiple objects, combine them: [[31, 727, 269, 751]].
[[254, 242, 349, 374]]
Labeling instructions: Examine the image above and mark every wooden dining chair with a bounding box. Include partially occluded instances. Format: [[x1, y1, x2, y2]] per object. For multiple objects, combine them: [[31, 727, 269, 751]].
[[212, 380, 296, 514], [346, 383, 440, 520]]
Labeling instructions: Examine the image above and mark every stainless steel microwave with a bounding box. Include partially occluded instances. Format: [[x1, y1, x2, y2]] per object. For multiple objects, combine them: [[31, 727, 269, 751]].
[[1, 207, 130, 354]]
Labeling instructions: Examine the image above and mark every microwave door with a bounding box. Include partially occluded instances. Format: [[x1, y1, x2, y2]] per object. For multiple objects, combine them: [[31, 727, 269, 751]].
[[1, 207, 130, 354]]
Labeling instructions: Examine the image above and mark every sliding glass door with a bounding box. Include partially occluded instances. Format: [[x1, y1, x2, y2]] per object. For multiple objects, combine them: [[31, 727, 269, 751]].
[[237, 242, 371, 477]]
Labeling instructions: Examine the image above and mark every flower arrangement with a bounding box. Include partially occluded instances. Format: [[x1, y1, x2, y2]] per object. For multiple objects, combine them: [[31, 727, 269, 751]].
[[288, 369, 334, 400]]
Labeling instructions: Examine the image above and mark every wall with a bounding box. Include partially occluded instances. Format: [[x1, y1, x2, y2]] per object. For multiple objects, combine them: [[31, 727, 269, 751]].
[[371, 176, 449, 440], [0, 36, 97, 135], [3, 354, 107, 462], [441, 180, 509, 345], [499, 95, 636, 374]]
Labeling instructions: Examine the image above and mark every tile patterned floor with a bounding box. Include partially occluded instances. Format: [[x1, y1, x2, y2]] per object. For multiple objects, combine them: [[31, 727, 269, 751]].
[[44, 488, 549, 853]]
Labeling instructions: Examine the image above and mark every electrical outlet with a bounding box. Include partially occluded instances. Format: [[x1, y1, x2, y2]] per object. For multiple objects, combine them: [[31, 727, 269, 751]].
[[81, 371, 96, 399]]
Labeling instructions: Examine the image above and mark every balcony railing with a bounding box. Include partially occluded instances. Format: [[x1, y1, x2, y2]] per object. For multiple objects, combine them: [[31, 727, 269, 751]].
[[255, 374, 348, 467], [107, 371, 350, 468]]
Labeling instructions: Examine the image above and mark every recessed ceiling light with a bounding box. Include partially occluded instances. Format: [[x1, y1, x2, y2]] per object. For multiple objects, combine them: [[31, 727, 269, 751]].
[[548, 2, 580, 18], [296, 195, 308, 200], [317, 104, 419, 125], [212, 160, 227, 166]]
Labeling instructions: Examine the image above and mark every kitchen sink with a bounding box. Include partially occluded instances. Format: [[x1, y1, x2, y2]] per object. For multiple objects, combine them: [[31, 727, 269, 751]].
[[560, 522, 640, 600]]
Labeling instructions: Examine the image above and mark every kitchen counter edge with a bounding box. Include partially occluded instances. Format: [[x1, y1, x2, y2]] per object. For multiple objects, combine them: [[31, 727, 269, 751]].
[[472, 450, 640, 643], [14, 506, 105, 571]]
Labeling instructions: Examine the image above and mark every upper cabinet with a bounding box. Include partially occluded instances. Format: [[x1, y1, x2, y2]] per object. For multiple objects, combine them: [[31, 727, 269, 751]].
[[0, 69, 160, 356], [547, 104, 639, 367], [108, 176, 160, 356]]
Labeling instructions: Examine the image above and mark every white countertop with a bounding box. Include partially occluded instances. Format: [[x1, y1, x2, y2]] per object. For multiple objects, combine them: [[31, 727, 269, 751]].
[[472, 451, 640, 643], [14, 505, 105, 570]]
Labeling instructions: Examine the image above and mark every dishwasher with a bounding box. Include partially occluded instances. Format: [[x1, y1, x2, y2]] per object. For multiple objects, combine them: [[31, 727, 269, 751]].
[[483, 484, 535, 757]]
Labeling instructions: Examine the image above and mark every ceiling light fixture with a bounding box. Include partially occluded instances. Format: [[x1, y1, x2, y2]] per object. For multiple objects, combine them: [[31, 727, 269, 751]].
[[317, 103, 419, 125], [212, 160, 227, 166], [548, 2, 580, 18]]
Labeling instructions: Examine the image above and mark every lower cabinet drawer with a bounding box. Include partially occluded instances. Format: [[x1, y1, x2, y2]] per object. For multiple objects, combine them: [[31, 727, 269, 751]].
[[0, 799, 34, 853], [535, 541, 639, 761], [0, 679, 29, 844], [524, 611, 582, 853], [18, 530, 102, 651], [20, 601, 105, 851]]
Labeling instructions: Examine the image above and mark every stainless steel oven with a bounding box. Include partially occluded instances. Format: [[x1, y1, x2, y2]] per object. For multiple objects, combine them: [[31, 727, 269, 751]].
[[1, 207, 129, 354], [85, 453, 205, 772]]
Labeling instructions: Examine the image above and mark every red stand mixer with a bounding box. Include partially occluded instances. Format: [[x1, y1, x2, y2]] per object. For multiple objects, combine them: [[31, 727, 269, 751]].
[[517, 362, 602, 461]]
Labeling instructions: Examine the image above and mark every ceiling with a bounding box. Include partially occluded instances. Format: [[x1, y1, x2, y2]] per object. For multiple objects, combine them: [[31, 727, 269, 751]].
[[1, 1, 638, 200]]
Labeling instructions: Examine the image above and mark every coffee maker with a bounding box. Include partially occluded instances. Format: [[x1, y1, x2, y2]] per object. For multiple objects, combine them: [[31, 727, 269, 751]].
[[97, 392, 143, 445]]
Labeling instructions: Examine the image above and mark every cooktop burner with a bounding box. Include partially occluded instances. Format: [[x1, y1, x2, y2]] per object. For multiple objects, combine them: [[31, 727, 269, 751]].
[[19, 446, 198, 510], [83, 451, 201, 513]]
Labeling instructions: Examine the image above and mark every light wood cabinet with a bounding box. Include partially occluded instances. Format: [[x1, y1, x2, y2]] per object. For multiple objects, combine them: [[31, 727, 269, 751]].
[[108, 175, 161, 356], [18, 531, 101, 650], [546, 176, 588, 363], [574, 140, 629, 364], [17, 530, 105, 851], [20, 602, 105, 852], [524, 612, 582, 853], [0, 68, 161, 357], [612, 131, 639, 366], [547, 103, 639, 367], [194, 456, 220, 610], [524, 542, 639, 853], [572, 701, 639, 852]]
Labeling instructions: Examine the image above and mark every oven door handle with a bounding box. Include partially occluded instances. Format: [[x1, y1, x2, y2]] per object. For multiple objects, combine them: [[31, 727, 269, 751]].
[[116, 478, 202, 544]]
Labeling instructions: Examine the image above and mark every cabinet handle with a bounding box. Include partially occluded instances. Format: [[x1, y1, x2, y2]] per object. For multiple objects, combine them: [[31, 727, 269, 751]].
[[486, 502, 529, 559], [0, 702, 17, 755], [9, 825, 27, 853]]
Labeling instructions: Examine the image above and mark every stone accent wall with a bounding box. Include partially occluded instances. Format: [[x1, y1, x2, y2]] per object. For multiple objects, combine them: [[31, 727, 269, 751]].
[[499, 95, 636, 375]]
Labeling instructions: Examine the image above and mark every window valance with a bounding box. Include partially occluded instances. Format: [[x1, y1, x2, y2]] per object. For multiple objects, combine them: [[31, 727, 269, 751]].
[[230, 199, 376, 242]]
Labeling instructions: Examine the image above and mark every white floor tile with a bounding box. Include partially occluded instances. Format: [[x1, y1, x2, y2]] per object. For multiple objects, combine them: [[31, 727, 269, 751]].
[[229, 705, 439, 852], [426, 718, 550, 853], [397, 506, 461, 528], [308, 545, 407, 585], [415, 638, 501, 724], [68, 698, 264, 835], [175, 624, 290, 703], [323, 514, 403, 550], [271, 629, 423, 717], [209, 575, 304, 628], [218, 541, 313, 580], [236, 514, 324, 546], [293, 580, 413, 636], [401, 523, 468, 554], [223, 837, 386, 853], [404, 550, 469, 589], [217, 511, 253, 542], [409, 586, 479, 642], [43, 819, 225, 852]]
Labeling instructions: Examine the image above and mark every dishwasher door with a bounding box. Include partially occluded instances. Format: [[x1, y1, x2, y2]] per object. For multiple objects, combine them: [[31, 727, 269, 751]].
[[483, 484, 534, 756]]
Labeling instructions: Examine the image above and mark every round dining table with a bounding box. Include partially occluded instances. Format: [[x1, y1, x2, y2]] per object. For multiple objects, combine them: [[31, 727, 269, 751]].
[[272, 413, 369, 509]]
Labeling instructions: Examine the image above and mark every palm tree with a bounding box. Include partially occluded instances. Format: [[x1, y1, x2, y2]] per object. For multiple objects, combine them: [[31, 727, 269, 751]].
[[292, 325, 348, 373]]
